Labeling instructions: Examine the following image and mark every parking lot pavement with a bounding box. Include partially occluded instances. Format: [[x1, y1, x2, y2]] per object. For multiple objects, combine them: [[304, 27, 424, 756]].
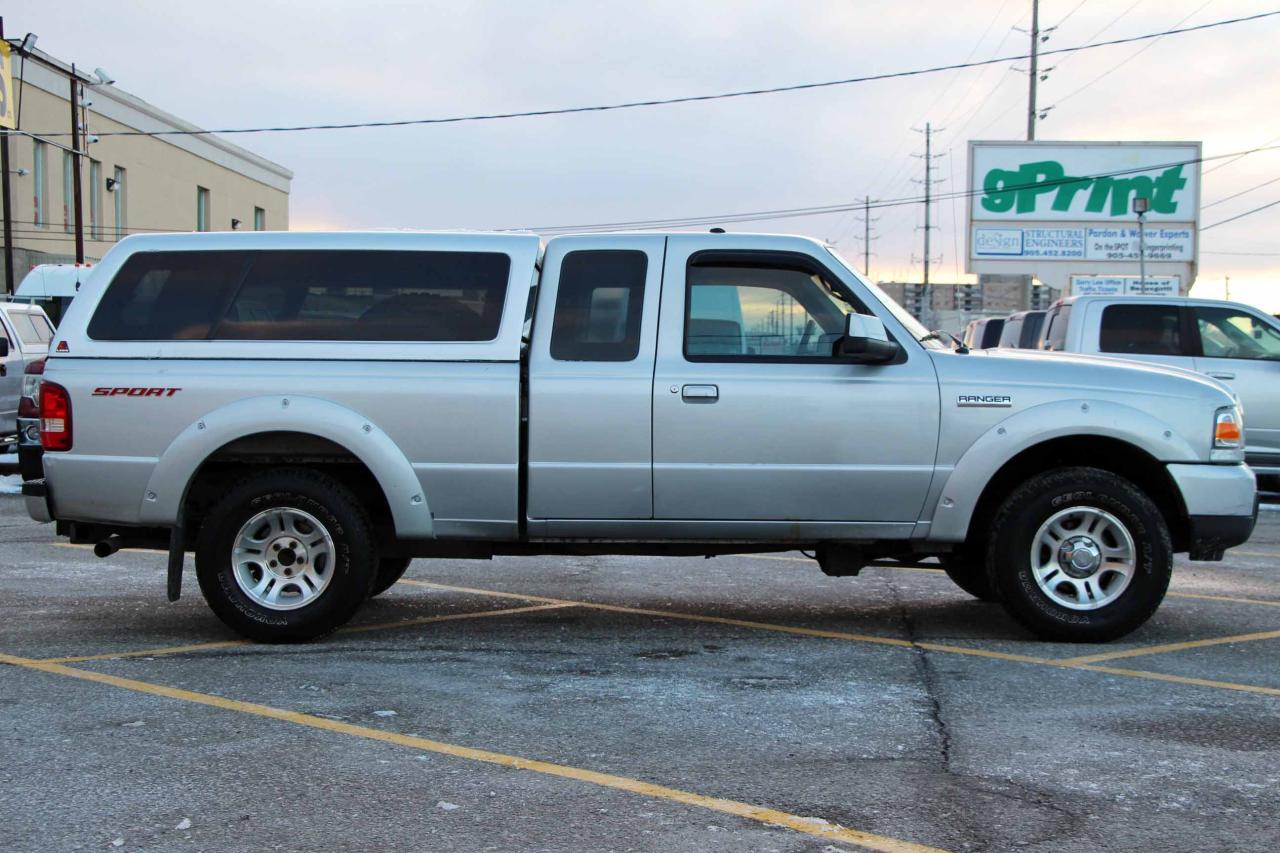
[[1, 496, 1278, 853]]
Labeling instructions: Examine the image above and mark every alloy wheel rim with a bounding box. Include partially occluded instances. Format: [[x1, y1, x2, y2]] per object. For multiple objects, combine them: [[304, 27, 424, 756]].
[[1029, 506, 1136, 611], [231, 507, 335, 611]]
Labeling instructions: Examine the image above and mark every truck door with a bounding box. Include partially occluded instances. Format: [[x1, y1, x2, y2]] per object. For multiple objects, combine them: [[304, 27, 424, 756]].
[[1190, 304, 1280, 467], [527, 236, 666, 519], [651, 237, 940, 528]]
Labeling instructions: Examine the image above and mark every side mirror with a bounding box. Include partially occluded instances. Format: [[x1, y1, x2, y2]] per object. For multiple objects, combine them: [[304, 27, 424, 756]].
[[837, 313, 900, 363], [0, 338, 8, 358]]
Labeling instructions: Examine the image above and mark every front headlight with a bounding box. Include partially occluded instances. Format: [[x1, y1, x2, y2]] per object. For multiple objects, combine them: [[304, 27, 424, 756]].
[[1213, 406, 1243, 449]]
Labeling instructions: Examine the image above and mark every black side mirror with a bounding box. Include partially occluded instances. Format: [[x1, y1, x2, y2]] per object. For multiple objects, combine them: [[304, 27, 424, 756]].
[[837, 313, 900, 363]]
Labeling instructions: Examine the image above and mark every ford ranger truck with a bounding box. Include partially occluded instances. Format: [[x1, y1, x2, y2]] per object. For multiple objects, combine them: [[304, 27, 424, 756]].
[[23, 231, 1258, 643]]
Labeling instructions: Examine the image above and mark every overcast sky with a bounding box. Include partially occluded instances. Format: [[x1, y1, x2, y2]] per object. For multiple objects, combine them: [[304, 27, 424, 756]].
[[11, 0, 1280, 310]]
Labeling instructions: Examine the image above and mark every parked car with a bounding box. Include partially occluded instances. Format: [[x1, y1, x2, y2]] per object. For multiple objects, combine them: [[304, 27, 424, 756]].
[[962, 316, 1005, 349], [23, 232, 1256, 644], [997, 310, 1047, 349], [1040, 295, 1280, 482], [0, 301, 55, 440]]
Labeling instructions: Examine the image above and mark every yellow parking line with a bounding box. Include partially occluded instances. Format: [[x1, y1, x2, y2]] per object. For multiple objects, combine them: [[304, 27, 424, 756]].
[[741, 555, 1280, 608], [1076, 664, 1280, 698], [399, 580, 1055, 665], [401, 580, 1280, 697], [1057, 629, 1280, 666], [0, 653, 946, 853], [41, 603, 574, 664]]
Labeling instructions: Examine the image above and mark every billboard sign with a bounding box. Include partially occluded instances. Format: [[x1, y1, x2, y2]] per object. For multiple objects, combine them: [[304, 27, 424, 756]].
[[1069, 275, 1180, 297], [967, 141, 1201, 293]]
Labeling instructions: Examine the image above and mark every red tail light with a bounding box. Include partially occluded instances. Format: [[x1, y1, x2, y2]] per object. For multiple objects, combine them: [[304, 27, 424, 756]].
[[40, 381, 73, 451], [19, 358, 46, 418]]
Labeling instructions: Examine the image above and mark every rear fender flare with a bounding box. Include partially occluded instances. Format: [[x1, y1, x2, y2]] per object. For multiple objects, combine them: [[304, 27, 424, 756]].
[[926, 398, 1196, 542], [137, 395, 433, 539]]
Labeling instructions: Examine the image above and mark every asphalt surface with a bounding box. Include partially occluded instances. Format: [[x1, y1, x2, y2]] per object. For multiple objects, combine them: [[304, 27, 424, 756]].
[[1, 492, 1278, 853]]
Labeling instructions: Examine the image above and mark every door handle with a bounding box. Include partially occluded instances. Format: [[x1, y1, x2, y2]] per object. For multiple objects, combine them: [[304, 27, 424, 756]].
[[681, 384, 719, 401], [1208, 372, 1236, 380]]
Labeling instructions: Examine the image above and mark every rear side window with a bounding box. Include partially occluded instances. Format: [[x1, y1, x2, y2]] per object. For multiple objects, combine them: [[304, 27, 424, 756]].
[[1099, 304, 1184, 356], [549, 250, 648, 361], [1043, 304, 1072, 351], [11, 312, 54, 345], [88, 251, 247, 340], [980, 319, 1004, 348], [1020, 312, 1046, 348], [88, 250, 511, 342]]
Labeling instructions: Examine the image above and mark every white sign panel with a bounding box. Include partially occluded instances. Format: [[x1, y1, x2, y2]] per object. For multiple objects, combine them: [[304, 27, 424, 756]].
[[1084, 226, 1194, 262], [971, 143, 1199, 223], [1070, 275, 1180, 297], [966, 141, 1201, 292]]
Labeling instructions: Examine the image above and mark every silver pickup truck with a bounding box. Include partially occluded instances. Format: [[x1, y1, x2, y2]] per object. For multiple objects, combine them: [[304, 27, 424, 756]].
[[23, 231, 1258, 643]]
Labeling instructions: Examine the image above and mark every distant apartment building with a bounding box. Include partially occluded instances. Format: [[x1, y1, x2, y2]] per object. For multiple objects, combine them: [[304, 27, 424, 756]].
[[3, 44, 291, 290], [877, 275, 1052, 335]]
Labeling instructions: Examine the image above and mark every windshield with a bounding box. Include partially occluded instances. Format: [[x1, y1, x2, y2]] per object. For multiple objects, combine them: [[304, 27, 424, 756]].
[[825, 247, 946, 349]]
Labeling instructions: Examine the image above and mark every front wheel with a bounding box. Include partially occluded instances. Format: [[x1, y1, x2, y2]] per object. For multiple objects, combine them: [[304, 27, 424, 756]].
[[986, 467, 1172, 643], [195, 468, 377, 642], [370, 557, 412, 597]]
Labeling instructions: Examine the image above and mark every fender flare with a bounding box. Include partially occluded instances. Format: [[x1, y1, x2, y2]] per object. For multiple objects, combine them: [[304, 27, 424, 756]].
[[925, 398, 1196, 543], [137, 395, 433, 539]]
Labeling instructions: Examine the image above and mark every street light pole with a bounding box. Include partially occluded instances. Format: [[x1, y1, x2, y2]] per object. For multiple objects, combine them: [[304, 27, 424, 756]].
[[1133, 196, 1150, 289]]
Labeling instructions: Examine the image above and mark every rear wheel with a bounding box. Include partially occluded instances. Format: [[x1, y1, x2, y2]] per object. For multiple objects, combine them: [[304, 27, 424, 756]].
[[987, 467, 1172, 643], [195, 468, 377, 642], [370, 557, 412, 597]]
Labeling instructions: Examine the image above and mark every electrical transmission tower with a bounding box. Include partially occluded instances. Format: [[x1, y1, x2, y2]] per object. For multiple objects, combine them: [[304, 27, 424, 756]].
[[911, 123, 945, 303], [851, 195, 879, 276]]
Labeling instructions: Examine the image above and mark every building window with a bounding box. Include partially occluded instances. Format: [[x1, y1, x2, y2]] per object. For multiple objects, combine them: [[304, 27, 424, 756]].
[[33, 140, 48, 227], [196, 186, 210, 231], [62, 151, 75, 233], [89, 159, 102, 240], [112, 167, 127, 240], [253, 206, 266, 231]]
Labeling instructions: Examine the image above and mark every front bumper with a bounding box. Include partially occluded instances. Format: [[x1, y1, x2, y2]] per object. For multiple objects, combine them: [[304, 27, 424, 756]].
[[1167, 463, 1258, 560]]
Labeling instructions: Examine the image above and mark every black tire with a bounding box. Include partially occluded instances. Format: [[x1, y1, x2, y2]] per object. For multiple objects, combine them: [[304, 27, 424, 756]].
[[986, 467, 1172, 643], [195, 468, 377, 642], [940, 547, 1000, 602], [370, 557, 412, 597]]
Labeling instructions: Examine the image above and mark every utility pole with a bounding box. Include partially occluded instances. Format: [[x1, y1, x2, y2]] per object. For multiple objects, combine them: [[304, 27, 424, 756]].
[[852, 195, 878, 276], [911, 123, 944, 326], [70, 63, 84, 264], [1027, 0, 1039, 141], [1, 17, 14, 293]]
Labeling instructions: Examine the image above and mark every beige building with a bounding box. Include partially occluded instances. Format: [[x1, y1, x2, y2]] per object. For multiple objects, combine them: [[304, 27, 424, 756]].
[[4, 45, 291, 290]]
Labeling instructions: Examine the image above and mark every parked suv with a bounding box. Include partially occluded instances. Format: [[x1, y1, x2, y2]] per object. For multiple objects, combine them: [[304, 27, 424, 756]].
[[962, 316, 1005, 349], [0, 301, 55, 441], [23, 232, 1257, 644], [1040, 295, 1280, 481], [997, 310, 1047, 349]]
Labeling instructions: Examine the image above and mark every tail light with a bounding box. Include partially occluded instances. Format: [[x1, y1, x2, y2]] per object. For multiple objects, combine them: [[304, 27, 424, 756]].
[[40, 381, 73, 451], [18, 358, 46, 418]]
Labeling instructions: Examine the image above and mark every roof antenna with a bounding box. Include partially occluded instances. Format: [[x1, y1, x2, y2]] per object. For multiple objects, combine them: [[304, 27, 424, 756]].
[[709, 227, 725, 234]]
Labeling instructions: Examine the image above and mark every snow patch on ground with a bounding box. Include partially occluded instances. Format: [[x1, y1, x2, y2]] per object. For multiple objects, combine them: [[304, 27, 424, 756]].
[[0, 475, 21, 496]]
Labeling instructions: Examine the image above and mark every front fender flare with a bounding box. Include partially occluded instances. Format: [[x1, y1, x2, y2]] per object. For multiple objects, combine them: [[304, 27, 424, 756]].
[[925, 398, 1197, 543], [137, 395, 433, 539]]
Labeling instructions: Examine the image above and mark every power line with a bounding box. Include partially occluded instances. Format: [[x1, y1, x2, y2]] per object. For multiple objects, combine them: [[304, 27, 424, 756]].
[[16, 10, 1280, 139], [1202, 174, 1280, 210], [520, 142, 1280, 232], [1202, 197, 1280, 231], [1201, 249, 1280, 256]]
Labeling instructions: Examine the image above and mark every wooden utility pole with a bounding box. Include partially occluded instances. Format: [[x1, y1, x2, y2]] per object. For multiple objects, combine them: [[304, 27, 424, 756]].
[[1027, 0, 1040, 141], [1, 17, 14, 293], [70, 63, 84, 263]]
